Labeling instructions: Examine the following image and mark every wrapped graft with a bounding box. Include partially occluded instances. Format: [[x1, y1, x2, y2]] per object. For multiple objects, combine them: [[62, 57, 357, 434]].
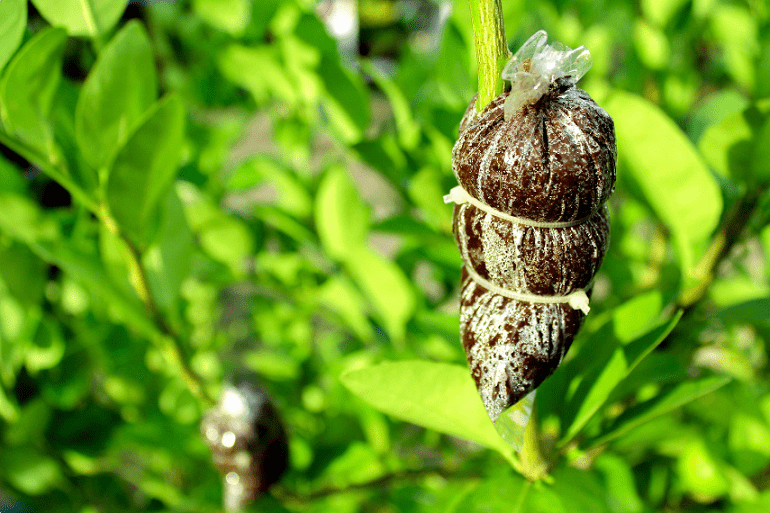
[[447, 31, 616, 422]]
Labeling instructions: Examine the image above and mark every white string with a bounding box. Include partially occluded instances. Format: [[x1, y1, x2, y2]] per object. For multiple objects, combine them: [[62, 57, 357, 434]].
[[443, 185, 592, 229], [445, 184, 592, 314], [463, 264, 590, 314]]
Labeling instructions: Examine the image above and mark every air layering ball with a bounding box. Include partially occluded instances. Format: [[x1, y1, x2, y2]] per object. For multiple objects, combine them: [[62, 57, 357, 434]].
[[445, 30, 616, 422]]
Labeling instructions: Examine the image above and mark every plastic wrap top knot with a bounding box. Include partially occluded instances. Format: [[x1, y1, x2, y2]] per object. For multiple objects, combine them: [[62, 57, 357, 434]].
[[502, 30, 592, 119]]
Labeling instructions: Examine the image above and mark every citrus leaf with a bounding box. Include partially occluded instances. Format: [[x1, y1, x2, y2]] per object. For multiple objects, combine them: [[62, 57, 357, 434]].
[[76, 20, 157, 171], [341, 361, 512, 457]]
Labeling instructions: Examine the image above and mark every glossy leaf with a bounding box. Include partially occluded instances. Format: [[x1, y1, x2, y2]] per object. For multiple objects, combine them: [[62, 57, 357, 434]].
[[75, 21, 157, 171], [0, 0, 26, 73], [30, 0, 126, 37], [106, 96, 185, 243], [606, 91, 723, 280], [341, 361, 512, 457], [0, 27, 67, 157]]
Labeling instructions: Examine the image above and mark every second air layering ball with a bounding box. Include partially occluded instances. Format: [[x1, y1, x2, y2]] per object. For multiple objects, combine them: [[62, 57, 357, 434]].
[[445, 31, 617, 422]]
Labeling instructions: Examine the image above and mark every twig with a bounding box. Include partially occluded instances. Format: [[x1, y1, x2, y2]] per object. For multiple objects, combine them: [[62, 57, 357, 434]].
[[468, 0, 511, 112], [677, 186, 767, 313]]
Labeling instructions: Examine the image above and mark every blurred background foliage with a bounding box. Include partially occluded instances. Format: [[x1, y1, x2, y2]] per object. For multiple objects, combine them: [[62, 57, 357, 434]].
[[1, 0, 770, 511]]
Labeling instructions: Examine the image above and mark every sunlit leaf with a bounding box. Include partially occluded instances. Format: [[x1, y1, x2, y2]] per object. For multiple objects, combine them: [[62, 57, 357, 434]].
[[76, 21, 157, 172], [192, 0, 251, 35], [346, 248, 415, 343], [341, 361, 512, 457], [314, 166, 370, 261], [106, 96, 185, 244], [606, 91, 723, 281], [0, 27, 67, 158], [0, 0, 26, 73], [560, 309, 681, 443], [30, 0, 126, 37]]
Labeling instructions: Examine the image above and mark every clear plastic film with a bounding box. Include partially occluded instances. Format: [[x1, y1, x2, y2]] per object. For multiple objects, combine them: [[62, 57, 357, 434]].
[[502, 30, 592, 119]]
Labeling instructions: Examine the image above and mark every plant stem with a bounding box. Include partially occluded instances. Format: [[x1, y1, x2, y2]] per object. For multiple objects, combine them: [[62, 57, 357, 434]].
[[468, 0, 511, 112], [102, 208, 215, 408], [519, 407, 549, 480], [677, 186, 767, 311]]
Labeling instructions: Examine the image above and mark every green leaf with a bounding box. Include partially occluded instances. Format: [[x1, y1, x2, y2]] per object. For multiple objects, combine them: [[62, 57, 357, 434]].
[[0, 27, 67, 157], [76, 20, 157, 172], [751, 114, 770, 185], [198, 213, 254, 278], [0, 0, 26, 73], [0, 192, 156, 338], [560, 310, 681, 443], [317, 53, 370, 144], [340, 361, 512, 457], [0, 447, 64, 495], [587, 376, 731, 448], [678, 438, 730, 502], [453, 471, 530, 512], [317, 275, 373, 341], [633, 21, 669, 70], [346, 248, 415, 343], [718, 298, 770, 328], [0, 242, 46, 307], [142, 188, 193, 317], [698, 100, 770, 183], [218, 44, 297, 106], [192, 0, 251, 35], [641, 0, 689, 27], [30, 0, 126, 37], [106, 95, 185, 243], [605, 91, 723, 281], [360, 60, 420, 150], [314, 166, 370, 261], [593, 453, 644, 513]]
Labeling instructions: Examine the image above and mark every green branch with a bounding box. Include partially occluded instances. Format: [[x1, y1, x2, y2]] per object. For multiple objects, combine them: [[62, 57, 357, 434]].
[[468, 0, 511, 112], [677, 186, 767, 311]]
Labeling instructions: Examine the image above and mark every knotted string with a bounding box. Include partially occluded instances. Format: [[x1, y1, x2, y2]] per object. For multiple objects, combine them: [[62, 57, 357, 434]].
[[445, 184, 593, 314]]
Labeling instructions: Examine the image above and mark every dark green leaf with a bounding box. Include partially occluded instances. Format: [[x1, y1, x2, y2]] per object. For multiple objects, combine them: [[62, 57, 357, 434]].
[[718, 298, 770, 328], [751, 115, 770, 184], [30, 0, 126, 37], [75, 20, 157, 171], [106, 95, 185, 243], [0, 27, 67, 157], [0, 242, 46, 307], [0, 0, 26, 73]]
